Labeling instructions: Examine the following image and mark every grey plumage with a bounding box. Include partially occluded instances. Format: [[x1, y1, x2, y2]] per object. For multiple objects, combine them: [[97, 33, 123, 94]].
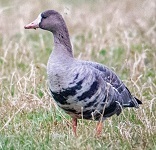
[[25, 10, 142, 122], [48, 58, 141, 120]]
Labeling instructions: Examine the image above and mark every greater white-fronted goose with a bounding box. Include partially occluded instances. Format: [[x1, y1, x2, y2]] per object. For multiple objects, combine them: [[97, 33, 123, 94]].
[[24, 10, 142, 136]]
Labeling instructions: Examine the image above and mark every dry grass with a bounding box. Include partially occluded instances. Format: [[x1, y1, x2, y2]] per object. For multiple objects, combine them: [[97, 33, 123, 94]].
[[0, 0, 156, 149]]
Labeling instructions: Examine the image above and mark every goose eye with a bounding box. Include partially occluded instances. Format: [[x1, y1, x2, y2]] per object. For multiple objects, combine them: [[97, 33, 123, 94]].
[[42, 16, 47, 19], [42, 15, 47, 19]]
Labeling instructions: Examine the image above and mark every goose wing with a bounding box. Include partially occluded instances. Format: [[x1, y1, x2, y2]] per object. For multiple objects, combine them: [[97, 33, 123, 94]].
[[81, 61, 141, 108]]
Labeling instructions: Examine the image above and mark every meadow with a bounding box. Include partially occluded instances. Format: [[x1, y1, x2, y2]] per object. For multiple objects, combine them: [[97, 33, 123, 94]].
[[0, 0, 155, 149]]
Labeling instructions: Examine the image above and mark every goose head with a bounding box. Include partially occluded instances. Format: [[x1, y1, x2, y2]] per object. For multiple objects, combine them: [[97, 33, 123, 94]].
[[24, 10, 64, 32]]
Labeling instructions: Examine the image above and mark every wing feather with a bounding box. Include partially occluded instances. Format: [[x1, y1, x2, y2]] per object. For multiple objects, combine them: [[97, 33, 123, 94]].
[[81, 60, 140, 108]]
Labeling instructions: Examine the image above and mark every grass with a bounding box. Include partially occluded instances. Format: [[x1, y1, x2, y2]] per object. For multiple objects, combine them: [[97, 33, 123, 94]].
[[0, 0, 156, 149]]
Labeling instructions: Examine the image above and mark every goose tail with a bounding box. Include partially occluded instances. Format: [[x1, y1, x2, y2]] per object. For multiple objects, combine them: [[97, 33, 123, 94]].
[[123, 97, 142, 108]]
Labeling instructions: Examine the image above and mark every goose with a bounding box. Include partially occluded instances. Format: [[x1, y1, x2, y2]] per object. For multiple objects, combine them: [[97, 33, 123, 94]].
[[24, 10, 142, 136]]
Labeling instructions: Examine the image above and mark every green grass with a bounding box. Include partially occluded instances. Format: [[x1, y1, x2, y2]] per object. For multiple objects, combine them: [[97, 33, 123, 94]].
[[0, 0, 156, 149]]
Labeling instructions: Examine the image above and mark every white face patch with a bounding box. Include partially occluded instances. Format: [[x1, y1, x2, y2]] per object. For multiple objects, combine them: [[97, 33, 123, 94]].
[[36, 13, 42, 24]]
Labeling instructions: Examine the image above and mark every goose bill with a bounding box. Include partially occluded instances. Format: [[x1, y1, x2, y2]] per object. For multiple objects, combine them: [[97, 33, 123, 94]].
[[24, 14, 41, 29]]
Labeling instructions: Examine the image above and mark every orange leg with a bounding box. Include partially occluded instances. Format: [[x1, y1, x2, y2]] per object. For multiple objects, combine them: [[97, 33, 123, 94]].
[[72, 118, 77, 136], [96, 121, 103, 136]]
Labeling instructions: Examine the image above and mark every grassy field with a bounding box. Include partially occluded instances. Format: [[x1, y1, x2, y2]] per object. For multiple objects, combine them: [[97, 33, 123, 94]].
[[0, 0, 156, 149]]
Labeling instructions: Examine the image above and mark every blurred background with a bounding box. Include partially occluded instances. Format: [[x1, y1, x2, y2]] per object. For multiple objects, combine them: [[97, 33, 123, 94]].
[[0, 0, 156, 149], [0, 0, 155, 45]]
